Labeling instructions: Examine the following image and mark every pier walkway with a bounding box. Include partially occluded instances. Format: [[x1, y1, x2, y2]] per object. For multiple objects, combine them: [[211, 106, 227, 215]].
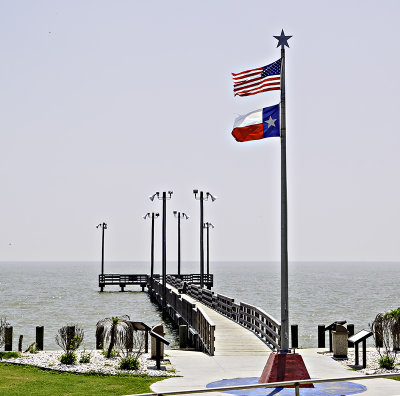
[[169, 283, 272, 357]]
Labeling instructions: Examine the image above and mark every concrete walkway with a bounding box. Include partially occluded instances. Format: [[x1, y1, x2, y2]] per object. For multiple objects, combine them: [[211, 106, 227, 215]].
[[149, 288, 400, 395], [152, 347, 400, 395]]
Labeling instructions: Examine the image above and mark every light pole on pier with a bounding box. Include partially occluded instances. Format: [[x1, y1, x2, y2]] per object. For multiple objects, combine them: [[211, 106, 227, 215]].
[[96, 222, 107, 277], [193, 190, 216, 288], [150, 191, 173, 315], [173, 211, 189, 276], [143, 212, 159, 278], [203, 222, 214, 283]]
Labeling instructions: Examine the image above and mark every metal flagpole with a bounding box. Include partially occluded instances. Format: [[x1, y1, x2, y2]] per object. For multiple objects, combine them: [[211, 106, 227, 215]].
[[280, 45, 289, 353], [274, 29, 292, 353]]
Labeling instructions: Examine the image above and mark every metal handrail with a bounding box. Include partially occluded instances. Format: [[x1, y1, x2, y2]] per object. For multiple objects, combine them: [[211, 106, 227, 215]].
[[128, 372, 400, 396]]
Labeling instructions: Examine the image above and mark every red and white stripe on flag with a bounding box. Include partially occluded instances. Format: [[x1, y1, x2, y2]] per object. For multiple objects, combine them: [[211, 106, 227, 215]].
[[232, 64, 280, 97]]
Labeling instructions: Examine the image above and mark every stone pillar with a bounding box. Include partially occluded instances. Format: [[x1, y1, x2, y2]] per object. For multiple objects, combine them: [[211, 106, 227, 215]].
[[332, 325, 348, 358]]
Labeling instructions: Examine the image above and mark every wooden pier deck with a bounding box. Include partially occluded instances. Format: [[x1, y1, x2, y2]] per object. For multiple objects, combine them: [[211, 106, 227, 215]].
[[174, 285, 272, 356]]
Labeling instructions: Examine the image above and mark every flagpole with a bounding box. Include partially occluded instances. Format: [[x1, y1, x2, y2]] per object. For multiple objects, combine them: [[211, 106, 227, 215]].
[[280, 43, 289, 353]]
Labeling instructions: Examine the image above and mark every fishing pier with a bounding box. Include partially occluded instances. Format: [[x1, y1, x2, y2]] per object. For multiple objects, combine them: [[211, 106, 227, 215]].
[[98, 271, 282, 354]]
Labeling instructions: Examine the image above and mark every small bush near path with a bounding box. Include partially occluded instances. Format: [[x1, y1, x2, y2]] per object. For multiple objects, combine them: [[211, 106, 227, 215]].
[[79, 351, 92, 363], [379, 355, 395, 370], [119, 356, 140, 370], [0, 362, 169, 395], [60, 351, 77, 365]]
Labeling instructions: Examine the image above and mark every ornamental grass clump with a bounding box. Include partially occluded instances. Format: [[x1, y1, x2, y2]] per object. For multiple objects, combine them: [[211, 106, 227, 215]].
[[379, 355, 395, 370], [96, 315, 145, 369], [96, 315, 133, 359], [370, 308, 400, 367]]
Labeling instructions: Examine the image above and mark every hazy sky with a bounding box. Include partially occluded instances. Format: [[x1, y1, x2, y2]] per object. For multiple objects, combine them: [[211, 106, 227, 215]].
[[1, 0, 400, 264]]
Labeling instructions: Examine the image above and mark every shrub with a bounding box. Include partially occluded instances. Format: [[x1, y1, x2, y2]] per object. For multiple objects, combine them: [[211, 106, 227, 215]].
[[119, 356, 140, 370], [0, 351, 19, 360], [103, 349, 118, 358], [27, 343, 39, 354], [379, 355, 395, 370], [79, 351, 91, 363], [60, 351, 77, 365]]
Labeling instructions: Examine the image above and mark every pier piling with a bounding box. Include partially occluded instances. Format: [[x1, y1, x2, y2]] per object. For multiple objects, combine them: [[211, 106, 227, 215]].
[[36, 326, 44, 350], [291, 324, 298, 349], [5, 326, 13, 351], [318, 325, 325, 348]]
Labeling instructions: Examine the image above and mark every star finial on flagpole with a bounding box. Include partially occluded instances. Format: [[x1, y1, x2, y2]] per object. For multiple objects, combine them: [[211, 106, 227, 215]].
[[274, 29, 292, 48]]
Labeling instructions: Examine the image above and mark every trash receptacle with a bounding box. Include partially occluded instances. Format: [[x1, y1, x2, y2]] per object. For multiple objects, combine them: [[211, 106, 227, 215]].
[[332, 324, 348, 358], [151, 324, 165, 359]]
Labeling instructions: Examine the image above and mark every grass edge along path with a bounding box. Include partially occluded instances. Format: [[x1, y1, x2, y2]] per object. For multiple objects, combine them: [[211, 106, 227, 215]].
[[0, 362, 171, 395]]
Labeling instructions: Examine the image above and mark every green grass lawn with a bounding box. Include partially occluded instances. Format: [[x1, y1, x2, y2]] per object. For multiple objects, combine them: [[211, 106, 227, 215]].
[[0, 363, 170, 395]]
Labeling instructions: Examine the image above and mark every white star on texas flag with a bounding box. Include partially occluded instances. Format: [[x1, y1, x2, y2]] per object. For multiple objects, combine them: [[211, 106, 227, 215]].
[[264, 116, 277, 128]]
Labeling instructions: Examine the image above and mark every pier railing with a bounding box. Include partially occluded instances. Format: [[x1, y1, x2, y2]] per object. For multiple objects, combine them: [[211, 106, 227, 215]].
[[166, 275, 281, 350], [148, 277, 215, 355], [167, 273, 213, 288], [98, 274, 148, 291]]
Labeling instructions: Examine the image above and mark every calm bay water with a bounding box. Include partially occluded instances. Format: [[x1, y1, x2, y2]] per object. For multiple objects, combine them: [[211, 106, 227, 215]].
[[0, 261, 398, 350]]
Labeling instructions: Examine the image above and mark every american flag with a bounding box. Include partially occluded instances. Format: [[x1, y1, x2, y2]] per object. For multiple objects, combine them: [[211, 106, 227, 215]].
[[232, 58, 281, 97]]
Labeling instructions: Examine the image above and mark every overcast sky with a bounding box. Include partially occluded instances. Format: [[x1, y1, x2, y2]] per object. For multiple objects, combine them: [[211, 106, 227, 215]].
[[1, 0, 400, 264]]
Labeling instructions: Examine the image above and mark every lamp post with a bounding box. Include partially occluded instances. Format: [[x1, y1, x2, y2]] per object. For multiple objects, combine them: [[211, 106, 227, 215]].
[[150, 191, 173, 315], [203, 222, 214, 283], [173, 211, 189, 276], [96, 222, 107, 277], [193, 190, 216, 288], [143, 212, 159, 278]]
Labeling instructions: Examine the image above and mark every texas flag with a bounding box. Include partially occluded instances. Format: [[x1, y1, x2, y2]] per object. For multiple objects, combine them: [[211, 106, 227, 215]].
[[232, 104, 280, 142]]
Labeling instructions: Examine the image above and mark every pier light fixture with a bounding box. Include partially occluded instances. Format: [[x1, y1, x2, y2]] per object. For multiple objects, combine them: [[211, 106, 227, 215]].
[[173, 211, 189, 275], [193, 189, 216, 288], [96, 222, 108, 287], [149, 192, 159, 201], [149, 191, 173, 315], [203, 222, 214, 284], [143, 212, 159, 278]]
